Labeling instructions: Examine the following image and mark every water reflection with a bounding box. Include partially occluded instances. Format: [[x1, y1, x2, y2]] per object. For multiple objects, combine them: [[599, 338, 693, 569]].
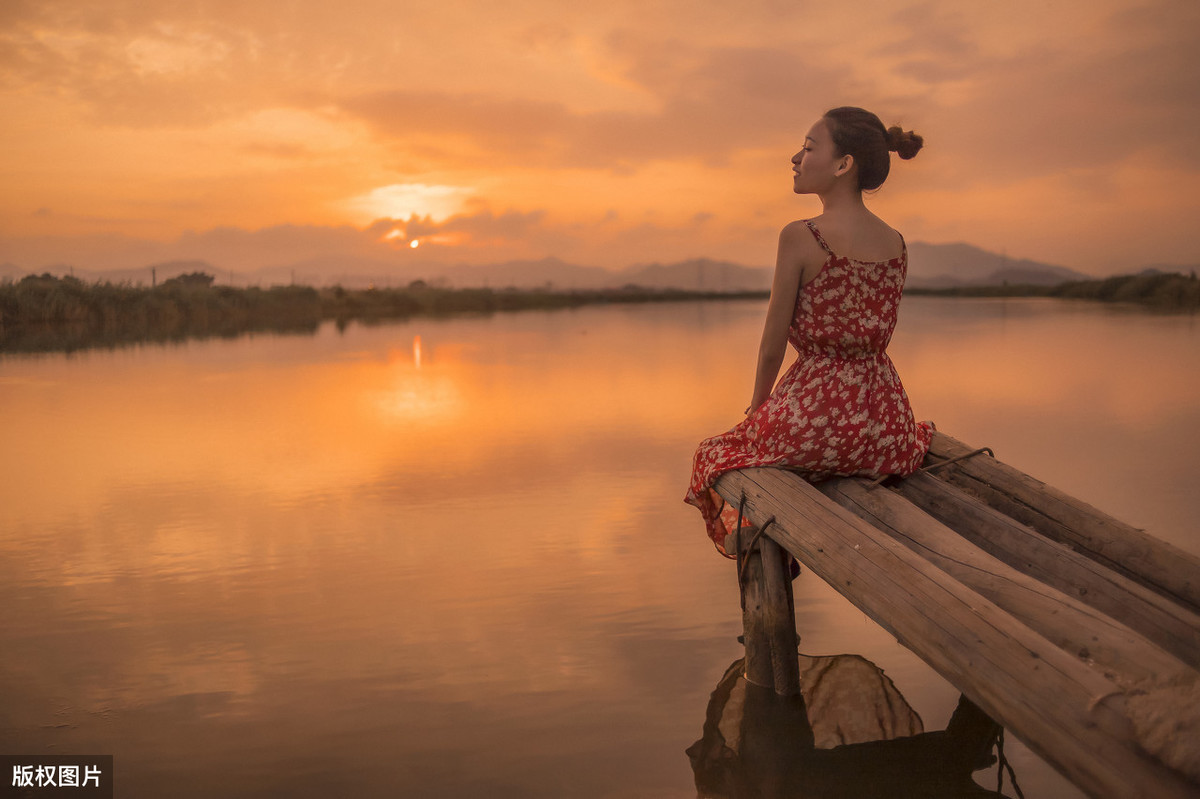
[[689, 654, 1006, 798], [0, 318, 322, 355], [1, 299, 1193, 796]]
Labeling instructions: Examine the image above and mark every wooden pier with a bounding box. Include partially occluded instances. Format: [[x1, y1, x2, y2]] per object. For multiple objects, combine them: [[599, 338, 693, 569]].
[[716, 431, 1200, 799]]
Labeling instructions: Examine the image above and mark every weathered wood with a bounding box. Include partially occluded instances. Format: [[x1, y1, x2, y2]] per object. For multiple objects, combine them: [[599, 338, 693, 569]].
[[818, 476, 1197, 686], [733, 527, 774, 690], [730, 528, 802, 696], [714, 467, 1198, 799], [888, 471, 1200, 669], [759, 534, 802, 696], [928, 431, 1200, 613]]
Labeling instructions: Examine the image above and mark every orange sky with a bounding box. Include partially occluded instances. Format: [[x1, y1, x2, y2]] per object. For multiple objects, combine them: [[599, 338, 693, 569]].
[[1, 0, 1197, 275]]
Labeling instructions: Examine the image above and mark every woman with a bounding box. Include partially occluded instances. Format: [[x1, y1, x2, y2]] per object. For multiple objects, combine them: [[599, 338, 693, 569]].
[[685, 107, 933, 556]]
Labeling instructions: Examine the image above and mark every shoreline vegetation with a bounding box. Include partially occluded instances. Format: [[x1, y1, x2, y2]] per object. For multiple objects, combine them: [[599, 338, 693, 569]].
[[2, 269, 1196, 355], [0, 272, 769, 354], [906, 270, 1199, 308]]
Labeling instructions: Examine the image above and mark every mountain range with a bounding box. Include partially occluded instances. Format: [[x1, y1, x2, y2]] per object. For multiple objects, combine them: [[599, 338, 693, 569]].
[[3, 242, 1188, 292]]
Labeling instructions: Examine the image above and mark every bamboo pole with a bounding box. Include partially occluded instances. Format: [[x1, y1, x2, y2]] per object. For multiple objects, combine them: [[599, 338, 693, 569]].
[[714, 467, 1198, 799], [818, 477, 1197, 685], [888, 471, 1200, 669], [928, 432, 1200, 613]]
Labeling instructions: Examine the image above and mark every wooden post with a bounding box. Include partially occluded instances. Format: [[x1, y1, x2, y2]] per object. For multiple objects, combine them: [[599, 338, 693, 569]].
[[760, 535, 801, 696], [733, 526, 801, 696], [734, 527, 774, 690]]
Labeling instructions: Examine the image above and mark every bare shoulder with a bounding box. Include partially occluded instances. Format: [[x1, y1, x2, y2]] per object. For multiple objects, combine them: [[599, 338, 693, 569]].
[[777, 219, 827, 285], [778, 219, 823, 258], [780, 217, 815, 239]]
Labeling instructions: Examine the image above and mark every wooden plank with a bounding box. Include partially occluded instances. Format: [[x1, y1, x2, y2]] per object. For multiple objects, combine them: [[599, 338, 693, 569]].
[[714, 468, 1198, 799], [889, 471, 1200, 669], [818, 476, 1197, 686], [928, 431, 1200, 613]]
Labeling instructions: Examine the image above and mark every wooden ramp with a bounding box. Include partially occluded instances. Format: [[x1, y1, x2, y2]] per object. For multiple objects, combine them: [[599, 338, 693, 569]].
[[715, 431, 1200, 799]]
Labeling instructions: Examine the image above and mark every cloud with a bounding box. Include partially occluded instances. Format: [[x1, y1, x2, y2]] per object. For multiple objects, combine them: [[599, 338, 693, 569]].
[[0, 204, 774, 275], [0, 23, 277, 129], [385, 208, 549, 251], [0, 209, 559, 272], [346, 184, 476, 223], [896, 0, 1200, 188], [340, 41, 849, 171], [1, 0, 1197, 272]]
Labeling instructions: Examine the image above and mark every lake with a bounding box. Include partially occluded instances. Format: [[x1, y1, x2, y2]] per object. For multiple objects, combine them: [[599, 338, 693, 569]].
[[2, 296, 1197, 797]]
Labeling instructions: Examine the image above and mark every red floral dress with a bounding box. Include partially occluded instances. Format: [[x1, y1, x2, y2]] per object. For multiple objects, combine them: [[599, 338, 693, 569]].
[[685, 220, 932, 555]]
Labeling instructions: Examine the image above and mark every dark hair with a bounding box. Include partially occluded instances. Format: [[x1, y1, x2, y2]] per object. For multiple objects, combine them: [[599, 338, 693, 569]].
[[822, 107, 924, 191]]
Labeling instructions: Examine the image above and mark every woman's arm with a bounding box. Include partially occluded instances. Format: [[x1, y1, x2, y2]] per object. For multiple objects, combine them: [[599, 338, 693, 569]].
[[748, 222, 820, 413]]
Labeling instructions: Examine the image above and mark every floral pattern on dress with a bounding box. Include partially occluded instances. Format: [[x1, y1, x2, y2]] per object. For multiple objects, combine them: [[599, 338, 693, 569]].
[[685, 220, 933, 555]]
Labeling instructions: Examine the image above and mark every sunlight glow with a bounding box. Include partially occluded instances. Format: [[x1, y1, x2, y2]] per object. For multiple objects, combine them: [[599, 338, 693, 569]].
[[410, 239, 420, 249], [348, 183, 473, 223]]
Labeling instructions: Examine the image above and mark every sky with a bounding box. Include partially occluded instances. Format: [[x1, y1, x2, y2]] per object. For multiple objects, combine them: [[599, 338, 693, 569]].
[[1, 0, 1197, 276]]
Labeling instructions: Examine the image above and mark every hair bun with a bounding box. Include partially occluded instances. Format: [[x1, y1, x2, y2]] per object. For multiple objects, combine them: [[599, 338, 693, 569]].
[[886, 125, 924, 160]]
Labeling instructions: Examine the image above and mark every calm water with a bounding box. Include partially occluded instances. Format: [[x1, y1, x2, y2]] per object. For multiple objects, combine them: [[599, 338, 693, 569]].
[[1, 297, 1197, 797]]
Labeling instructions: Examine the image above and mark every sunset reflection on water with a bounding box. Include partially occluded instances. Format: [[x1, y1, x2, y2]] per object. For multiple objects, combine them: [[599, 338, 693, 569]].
[[1, 298, 1196, 797]]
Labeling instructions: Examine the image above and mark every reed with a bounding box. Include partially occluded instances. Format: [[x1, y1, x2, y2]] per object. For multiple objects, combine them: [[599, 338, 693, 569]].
[[907, 271, 1200, 309], [0, 272, 767, 353]]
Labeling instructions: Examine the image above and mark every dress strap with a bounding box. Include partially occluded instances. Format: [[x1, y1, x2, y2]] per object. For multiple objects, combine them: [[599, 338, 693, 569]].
[[804, 220, 834, 255]]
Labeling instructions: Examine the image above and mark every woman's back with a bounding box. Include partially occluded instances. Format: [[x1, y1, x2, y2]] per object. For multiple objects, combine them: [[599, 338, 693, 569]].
[[802, 212, 904, 267], [792, 220, 907, 359]]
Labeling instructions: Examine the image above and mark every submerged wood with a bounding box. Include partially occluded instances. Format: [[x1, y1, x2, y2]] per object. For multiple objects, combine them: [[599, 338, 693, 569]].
[[713, 467, 1198, 799], [888, 471, 1200, 669], [928, 431, 1200, 613]]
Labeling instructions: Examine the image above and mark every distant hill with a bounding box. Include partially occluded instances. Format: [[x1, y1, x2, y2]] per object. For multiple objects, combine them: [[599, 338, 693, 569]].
[[244, 256, 765, 291], [616, 258, 771, 291], [1139, 263, 1199, 278], [905, 242, 1088, 289], [429, 257, 616, 289], [1, 243, 1174, 292], [601, 245, 1089, 292]]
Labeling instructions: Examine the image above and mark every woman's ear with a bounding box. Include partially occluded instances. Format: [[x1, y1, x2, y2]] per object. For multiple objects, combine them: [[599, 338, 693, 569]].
[[834, 153, 854, 178]]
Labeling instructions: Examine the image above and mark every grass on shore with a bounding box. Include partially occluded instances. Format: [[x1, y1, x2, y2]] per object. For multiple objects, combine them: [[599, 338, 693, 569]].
[[3, 268, 1196, 354], [0, 272, 767, 354], [907, 270, 1200, 309]]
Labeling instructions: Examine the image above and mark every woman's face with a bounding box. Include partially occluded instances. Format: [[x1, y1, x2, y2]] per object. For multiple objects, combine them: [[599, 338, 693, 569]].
[[792, 119, 844, 195]]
